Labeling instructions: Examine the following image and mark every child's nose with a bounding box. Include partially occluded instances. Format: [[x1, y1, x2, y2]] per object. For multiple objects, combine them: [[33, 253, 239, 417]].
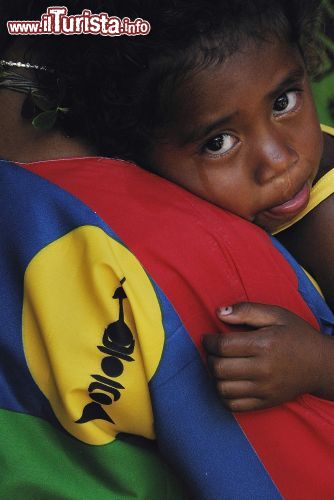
[[253, 130, 299, 185]]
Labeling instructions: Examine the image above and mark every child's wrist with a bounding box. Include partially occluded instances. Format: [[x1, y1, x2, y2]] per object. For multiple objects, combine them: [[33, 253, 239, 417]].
[[310, 334, 334, 400]]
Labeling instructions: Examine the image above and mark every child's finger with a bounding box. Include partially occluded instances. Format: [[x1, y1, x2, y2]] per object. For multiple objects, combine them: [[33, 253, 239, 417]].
[[202, 331, 261, 357], [223, 397, 266, 412], [216, 380, 259, 400], [207, 354, 259, 380], [217, 302, 287, 327]]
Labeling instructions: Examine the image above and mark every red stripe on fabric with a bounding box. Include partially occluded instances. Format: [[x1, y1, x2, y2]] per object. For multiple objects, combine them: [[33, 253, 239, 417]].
[[23, 158, 334, 498]]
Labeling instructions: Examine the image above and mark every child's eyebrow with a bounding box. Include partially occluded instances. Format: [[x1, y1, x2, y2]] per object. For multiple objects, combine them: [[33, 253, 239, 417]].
[[180, 66, 306, 147], [267, 66, 306, 100], [181, 111, 238, 146]]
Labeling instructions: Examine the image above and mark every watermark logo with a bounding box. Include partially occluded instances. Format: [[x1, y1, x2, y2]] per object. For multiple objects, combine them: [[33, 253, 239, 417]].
[[7, 6, 151, 36]]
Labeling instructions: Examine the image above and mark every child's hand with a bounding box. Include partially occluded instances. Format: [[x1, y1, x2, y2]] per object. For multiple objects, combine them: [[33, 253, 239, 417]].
[[202, 303, 334, 411]]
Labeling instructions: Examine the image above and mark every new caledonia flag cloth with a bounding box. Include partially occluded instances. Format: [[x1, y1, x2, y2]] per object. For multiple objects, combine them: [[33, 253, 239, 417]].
[[1, 157, 334, 499]]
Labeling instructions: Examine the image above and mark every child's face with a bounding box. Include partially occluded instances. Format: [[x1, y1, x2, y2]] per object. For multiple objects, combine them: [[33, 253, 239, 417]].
[[148, 38, 323, 232]]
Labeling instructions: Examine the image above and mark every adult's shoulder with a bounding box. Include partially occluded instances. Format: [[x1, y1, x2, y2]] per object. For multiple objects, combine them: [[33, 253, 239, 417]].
[[22, 156, 315, 340]]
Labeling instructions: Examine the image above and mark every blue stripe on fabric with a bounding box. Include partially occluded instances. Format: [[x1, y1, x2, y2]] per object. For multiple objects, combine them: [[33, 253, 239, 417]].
[[150, 285, 281, 500], [271, 237, 334, 335], [0, 160, 123, 420]]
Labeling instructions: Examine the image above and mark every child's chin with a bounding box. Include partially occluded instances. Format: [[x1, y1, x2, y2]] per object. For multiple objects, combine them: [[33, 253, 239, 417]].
[[253, 213, 294, 234]]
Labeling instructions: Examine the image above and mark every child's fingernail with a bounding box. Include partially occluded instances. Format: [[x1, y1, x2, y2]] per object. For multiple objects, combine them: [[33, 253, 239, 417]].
[[217, 306, 233, 316]]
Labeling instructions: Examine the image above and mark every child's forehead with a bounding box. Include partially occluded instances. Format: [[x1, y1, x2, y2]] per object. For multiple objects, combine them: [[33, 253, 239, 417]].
[[179, 39, 301, 103], [163, 39, 304, 141]]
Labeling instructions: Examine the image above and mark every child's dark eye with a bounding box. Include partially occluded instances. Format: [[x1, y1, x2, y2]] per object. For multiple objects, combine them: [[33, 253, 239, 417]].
[[204, 133, 238, 156], [273, 90, 300, 116]]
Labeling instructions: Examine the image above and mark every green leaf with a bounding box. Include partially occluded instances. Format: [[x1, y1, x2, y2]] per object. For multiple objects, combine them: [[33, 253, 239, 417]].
[[57, 106, 69, 114], [31, 90, 57, 111], [32, 109, 58, 130]]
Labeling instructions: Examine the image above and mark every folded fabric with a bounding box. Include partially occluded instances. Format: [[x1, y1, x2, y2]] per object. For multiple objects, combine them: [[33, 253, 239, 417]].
[[1, 157, 334, 499]]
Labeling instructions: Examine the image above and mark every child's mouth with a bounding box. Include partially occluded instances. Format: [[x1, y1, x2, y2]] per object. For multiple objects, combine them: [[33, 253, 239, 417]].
[[266, 183, 310, 218]]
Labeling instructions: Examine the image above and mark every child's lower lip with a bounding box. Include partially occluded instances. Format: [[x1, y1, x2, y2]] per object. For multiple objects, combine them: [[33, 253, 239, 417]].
[[266, 183, 310, 217]]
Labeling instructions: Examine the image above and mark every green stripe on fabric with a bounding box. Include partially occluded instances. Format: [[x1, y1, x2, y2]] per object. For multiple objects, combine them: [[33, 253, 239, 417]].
[[0, 409, 187, 499]]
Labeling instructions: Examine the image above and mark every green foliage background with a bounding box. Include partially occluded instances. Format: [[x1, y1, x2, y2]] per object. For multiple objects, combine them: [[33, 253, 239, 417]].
[[312, 0, 334, 126]]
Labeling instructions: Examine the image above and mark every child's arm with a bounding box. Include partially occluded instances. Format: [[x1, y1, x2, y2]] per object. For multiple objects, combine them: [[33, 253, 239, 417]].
[[277, 130, 334, 310], [202, 302, 334, 411], [277, 195, 334, 311]]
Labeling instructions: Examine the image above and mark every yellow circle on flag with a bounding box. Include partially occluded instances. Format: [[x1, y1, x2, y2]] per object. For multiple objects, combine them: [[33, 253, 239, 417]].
[[23, 226, 165, 445]]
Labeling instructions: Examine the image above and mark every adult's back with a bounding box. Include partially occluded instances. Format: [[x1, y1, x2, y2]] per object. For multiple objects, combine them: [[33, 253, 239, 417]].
[[22, 156, 334, 499]]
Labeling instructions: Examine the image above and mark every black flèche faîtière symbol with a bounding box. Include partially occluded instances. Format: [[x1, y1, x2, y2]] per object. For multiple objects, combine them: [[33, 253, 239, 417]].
[[76, 277, 135, 424]]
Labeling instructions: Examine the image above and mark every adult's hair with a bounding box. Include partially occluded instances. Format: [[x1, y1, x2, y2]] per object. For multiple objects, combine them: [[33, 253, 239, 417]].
[[0, 0, 324, 165]]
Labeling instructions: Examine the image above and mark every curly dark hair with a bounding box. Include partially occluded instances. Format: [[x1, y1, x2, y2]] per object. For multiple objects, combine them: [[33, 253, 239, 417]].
[[0, 0, 324, 165]]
